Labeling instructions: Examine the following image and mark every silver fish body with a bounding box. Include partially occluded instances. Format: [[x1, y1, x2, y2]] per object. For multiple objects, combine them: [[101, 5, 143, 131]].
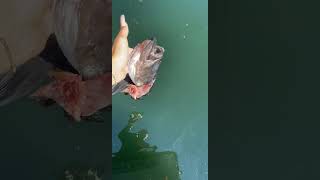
[[53, 0, 112, 79], [128, 38, 164, 87], [112, 38, 165, 97]]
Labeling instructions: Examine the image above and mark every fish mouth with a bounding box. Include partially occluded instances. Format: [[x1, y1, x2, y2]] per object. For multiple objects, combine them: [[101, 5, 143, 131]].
[[141, 39, 157, 58], [143, 38, 164, 63]]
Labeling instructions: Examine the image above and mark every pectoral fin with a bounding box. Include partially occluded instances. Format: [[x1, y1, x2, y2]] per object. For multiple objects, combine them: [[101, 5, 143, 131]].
[[112, 75, 132, 95], [0, 71, 14, 97], [0, 56, 53, 106]]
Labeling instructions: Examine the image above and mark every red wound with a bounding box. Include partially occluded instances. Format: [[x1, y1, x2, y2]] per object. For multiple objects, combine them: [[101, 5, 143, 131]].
[[129, 85, 137, 95], [62, 80, 80, 107]]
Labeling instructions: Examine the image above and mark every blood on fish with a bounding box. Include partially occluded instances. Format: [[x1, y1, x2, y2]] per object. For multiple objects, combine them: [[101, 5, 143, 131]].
[[129, 86, 137, 96], [31, 71, 111, 121], [125, 80, 154, 100], [61, 80, 80, 106]]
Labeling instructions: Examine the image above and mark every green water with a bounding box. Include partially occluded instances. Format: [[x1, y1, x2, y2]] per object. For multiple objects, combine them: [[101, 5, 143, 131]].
[[0, 99, 112, 179], [112, 0, 208, 179]]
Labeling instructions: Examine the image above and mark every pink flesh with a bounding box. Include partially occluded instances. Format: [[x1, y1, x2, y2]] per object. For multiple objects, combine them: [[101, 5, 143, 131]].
[[126, 80, 154, 100], [31, 72, 111, 121]]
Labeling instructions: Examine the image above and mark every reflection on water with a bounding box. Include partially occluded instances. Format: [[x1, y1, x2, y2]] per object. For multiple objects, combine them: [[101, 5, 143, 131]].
[[63, 168, 102, 180], [112, 112, 157, 158], [112, 112, 180, 180], [61, 112, 180, 180]]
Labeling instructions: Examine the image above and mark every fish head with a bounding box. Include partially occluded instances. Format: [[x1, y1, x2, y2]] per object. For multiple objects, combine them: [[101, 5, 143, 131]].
[[128, 38, 164, 87]]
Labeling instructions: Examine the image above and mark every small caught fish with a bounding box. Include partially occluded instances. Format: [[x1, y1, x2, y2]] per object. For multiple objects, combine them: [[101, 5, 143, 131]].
[[0, 0, 113, 121], [31, 38, 163, 121], [31, 0, 113, 121], [112, 38, 165, 100], [0, 0, 112, 108]]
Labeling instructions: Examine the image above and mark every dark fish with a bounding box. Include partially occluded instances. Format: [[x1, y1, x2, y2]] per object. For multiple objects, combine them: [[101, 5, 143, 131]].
[[113, 38, 164, 100], [0, 0, 112, 108], [29, 0, 113, 121], [53, 0, 112, 79]]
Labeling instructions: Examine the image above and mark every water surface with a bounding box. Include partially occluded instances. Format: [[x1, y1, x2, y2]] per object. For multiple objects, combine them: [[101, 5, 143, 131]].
[[112, 0, 208, 179]]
